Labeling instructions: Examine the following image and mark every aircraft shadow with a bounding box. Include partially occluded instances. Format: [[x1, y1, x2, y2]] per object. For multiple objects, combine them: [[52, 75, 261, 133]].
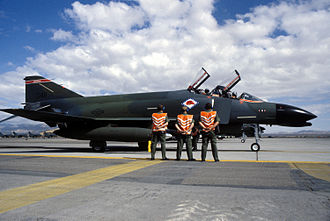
[[0, 145, 143, 154], [0, 146, 253, 154]]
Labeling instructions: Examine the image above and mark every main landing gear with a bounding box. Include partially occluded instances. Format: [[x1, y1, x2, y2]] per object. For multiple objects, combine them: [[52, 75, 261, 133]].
[[138, 141, 149, 151], [90, 140, 106, 152]]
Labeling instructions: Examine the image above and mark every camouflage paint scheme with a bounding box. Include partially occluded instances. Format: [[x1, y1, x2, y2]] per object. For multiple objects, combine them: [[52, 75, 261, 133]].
[[0, 70, 316, 151]]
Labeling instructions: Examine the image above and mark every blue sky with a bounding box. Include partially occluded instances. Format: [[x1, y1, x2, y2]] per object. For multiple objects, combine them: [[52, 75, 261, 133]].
[[0, 0, 97, 72], [0, 0, 329, 132], [0, 0, 277, 72]]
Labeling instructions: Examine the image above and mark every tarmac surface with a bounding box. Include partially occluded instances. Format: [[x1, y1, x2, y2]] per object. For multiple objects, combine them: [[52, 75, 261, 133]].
[[0, 137, 329, 220]]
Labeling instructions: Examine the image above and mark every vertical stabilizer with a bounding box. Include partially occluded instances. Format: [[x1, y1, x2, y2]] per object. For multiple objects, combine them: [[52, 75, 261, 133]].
[[24, 76, 83, 103]]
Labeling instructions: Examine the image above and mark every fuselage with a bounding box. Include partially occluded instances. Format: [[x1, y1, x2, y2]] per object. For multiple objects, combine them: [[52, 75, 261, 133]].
[[1, 74, 317, 149], [38, 89, 316, 133]]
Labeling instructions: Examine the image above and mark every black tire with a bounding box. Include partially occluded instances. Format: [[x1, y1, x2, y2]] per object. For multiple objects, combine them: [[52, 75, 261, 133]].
[[250, 143, 260, 151], [241, 139, 245, 143], [90, 140, 106, 152], [92, 145, 105, 152], [138, 141, 149, 151]]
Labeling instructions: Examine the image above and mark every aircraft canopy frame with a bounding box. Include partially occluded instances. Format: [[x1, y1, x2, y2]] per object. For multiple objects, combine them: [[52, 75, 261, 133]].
[[188, 67, 210, 92]]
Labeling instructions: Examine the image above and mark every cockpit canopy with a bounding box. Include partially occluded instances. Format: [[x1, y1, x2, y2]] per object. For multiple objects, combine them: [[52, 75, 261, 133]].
[[188, 68, 239, 97], [187, 68, 263, 101], [187, 68, 210, 92]]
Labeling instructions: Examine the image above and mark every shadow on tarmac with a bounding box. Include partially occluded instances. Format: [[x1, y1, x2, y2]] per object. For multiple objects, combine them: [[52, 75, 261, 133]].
[[0, 145, 253, 154], [0, 145, 145, 153]]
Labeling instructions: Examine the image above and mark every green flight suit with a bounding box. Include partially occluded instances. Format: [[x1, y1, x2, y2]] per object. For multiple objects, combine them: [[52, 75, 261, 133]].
[[176, 113, 194, 160], [151, 112, 169, 160], [200, 110, 220, 161]]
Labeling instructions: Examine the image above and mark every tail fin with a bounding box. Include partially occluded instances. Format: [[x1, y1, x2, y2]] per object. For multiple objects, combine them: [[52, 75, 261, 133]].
[[24, 76, 83, 103]]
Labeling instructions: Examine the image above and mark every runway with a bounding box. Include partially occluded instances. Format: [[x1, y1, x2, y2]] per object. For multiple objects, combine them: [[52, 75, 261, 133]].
[[1, 137, 330, 162], [0, 138, 329, 220]]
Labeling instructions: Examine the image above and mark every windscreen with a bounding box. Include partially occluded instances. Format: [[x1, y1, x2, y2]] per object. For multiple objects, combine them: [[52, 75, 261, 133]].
[[240, 92, 263, 101]]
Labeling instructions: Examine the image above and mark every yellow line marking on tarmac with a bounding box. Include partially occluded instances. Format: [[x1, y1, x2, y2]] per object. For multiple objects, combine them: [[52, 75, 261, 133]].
[[0, 160, 162, 214], [293, 163, 330, 182], [0, 153, 330, 164]]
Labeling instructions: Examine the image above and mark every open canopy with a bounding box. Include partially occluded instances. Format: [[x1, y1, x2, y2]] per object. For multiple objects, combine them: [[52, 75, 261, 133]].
[[188, 68, 242, 99], [187, 67, 210, 92]]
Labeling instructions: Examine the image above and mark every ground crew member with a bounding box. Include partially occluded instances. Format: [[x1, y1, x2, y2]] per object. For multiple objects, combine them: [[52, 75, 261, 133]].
[[175, 106, 195, 161], [151, 104, 169, 160], [199, 103, 220, 162]]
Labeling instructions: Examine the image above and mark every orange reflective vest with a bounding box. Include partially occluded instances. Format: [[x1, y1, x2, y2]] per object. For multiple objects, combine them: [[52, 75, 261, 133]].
[[200, 111, 217, 131], [152, 112, 168, 132], [177, 114, 194, 135]]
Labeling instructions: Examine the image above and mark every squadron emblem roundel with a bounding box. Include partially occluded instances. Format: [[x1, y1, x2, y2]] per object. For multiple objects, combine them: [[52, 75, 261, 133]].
[[182, 98, 199, 109]]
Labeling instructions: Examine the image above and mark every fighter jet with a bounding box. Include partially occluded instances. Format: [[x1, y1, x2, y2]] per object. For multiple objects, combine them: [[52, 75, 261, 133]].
[[0, 131, 14, 138], [0, 131, 28, 138], [0, 68, 316, 151], [28, 131, 42, 138]]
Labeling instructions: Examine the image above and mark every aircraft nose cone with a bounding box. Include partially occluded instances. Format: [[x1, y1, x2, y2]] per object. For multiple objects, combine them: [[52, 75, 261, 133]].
[[276, 104, 317, 126]]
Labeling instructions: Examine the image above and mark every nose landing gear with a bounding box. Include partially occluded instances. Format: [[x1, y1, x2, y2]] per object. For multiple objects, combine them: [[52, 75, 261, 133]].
[[241, 132, 246, 143], [240, 124, 263, 151], [250, 124, 261, 151]]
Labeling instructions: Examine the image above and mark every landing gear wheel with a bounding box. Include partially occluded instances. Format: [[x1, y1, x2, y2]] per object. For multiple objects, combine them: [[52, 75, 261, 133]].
[[138, 141, 149, 151], [251, 143, 260, 152], [90, 140, 106, 152]]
